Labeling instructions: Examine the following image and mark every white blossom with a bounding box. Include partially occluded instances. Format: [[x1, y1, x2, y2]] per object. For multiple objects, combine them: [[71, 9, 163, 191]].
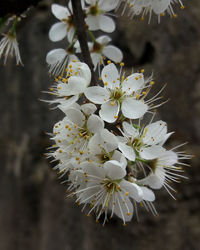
[[73, 154, 155, 224], [89, 35, 123, 69], [48, 61, 91, 110], [118, 120, 173, 161], [49, 4, 76, 43], [49, 103, 104, 173], [85, 0, 118, 33], [46, 48, 78, 76], [0, 33, 22, 65], [137, 147, 190, 199], [84, 63, 152, 123], [128, 0, 185, 22]]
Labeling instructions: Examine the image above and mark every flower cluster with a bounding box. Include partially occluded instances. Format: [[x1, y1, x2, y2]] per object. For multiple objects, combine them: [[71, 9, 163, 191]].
[[126, 0, 185, 22], [47, 60, 190, 225], [46, 0, 123, 76]]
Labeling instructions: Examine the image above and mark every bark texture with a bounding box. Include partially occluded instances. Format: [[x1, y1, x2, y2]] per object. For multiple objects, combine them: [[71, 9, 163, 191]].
[[0, 1, 200, 250]]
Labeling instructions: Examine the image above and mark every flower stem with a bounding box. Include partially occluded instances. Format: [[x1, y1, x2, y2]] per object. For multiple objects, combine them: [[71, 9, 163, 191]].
[[10, 16, 18, 36], [71, 0, 97, 86], [87, 30, 96, 42]]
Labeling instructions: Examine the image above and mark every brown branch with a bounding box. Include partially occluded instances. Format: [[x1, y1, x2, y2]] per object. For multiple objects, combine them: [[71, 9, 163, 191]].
[[71, 0, 97, 86]]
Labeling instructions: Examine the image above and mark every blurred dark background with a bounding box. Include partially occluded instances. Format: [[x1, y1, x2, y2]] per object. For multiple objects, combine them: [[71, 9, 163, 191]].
[[0, 1, 199, 250]]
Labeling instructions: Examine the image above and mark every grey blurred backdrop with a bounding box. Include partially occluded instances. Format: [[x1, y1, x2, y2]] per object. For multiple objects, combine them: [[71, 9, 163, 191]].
[[0, 1, 200, 250]]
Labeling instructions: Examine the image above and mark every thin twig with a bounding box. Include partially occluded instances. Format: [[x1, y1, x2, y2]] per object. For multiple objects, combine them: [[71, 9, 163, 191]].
[[71, 0, 97, 86]]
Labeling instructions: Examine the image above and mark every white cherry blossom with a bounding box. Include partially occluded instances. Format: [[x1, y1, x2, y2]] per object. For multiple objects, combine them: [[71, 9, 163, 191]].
[[49, 3, 76, 43], [49, 61, 91, 110], [74, 159, 151, 224], [46, 48, 78, 76], [85, 63, 150, 123], [89, 35, 123, 69], [137, 148, 189, 198], [128, 0, 185, 22], [118, 120, 173, 161], [85, 0, 118, 33], [49, 104, 104, 172], [0, 33, 22, 65]]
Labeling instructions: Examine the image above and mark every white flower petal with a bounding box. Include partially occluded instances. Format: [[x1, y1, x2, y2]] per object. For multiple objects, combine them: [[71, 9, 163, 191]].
[[152, 0, 171, 14], [99, 101, 119, 123], [46, 48, 67, 64], [138, 167, 165, 189], [103, 45, 123, 63], [140, 186, 155, 201], [51, 4, 70, 20], [68, 61, 91, 85], [99, 0, 120, 11], [96, 35, 111, 45], [83, 164, 105, 179], [100, 129, 118, 152], [122, 73, 144, 94], [122, 121, 139, 138], [64, 108, 85, 127], [158, 150, 178, 166], [118, 143, 136, 161], [99, 15, 115, 33], [49, 22, 67, 42], [122, 98, 148, 119], [81, 103, 97, 115], [67, 27, 75, 43], [159, 132, 174, 146], [111, 195, 133, 222], [101, 63, 119, 88], [139, 145, 165, 160], [91, 53, 101, 70], [63, 76, 88, 95], [143, 120, 168, 145], [112, 150, 127, 169], [85, 15, 100, 31], [85, 0, 96, 5], [121, 180, 143, 202], [87, 114, 104, 134], [84, 86, 110, 104], [58, 95, 79, 113], [104, 160, 126, 180], [88, 133, 102, 154], [117, 136, 127, 144]]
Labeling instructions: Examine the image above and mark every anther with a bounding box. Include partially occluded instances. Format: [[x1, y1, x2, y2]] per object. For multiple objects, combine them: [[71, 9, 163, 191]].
[[110, 101, 115, 106]]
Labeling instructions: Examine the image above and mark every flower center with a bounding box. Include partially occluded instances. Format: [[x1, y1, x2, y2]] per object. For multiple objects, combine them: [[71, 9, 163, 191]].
[[101, 179, 121, 193], [78, 124, 91, 140], [92, 42, 103, 53], [62, 15, 74, 30], [88, 3, 103, 16], [98, 151, 112, 163], [110, 89, 124, 102]]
